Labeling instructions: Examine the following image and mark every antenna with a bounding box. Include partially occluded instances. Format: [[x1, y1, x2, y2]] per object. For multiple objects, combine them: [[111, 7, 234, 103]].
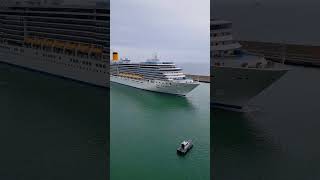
[[153, 52, 158, 60], [281, 41, 286, 64]]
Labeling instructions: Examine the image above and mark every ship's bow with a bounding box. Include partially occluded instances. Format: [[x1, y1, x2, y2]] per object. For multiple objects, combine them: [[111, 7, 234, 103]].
[[211, 66, 288, 111]]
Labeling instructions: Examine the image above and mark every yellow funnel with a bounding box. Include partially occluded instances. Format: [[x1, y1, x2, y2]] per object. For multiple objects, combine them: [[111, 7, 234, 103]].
[[113, 52, 119, 61]]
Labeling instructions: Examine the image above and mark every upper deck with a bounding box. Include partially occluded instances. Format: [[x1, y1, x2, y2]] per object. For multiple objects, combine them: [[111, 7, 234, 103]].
[[0, 0, 109, 61], [0, 0, 109, 9]]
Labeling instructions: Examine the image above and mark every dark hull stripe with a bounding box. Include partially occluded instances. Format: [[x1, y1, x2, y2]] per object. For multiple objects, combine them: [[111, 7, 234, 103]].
[[211, 102, 242, 109]]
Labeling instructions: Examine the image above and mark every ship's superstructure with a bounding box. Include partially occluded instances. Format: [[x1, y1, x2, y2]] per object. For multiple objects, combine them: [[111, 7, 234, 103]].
[[211, 19, 288, 110], [0, 0, 109, 87], [110, 54, 199, 96]]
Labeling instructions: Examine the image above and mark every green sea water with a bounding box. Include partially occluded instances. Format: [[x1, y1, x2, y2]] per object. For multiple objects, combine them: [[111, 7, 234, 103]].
[[110, 82, 210, 180]]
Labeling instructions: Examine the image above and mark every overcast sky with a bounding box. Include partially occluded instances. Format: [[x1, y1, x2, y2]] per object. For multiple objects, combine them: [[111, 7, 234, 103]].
[[111, 0, 210, 63]]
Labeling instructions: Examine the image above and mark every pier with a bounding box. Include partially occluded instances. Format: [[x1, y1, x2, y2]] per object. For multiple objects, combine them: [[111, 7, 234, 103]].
[[240, 41, 320, 67], [186, 74, 210, 83]]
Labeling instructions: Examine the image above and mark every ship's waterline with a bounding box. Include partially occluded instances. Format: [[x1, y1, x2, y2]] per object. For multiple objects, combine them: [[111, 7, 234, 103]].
[[111, 76, 199, 96]]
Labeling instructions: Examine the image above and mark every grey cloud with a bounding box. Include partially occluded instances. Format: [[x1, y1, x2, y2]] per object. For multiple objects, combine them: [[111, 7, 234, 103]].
[[111, 0, 210, 63]]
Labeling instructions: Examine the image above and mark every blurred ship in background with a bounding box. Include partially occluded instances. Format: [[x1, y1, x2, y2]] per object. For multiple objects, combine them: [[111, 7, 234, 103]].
[[0, 0, 109, 87], [211, 19, 288, 111]]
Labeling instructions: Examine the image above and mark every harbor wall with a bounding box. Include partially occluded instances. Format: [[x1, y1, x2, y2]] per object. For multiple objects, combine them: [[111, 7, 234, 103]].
[[186, 74, 210, 83], [240, 41, 320, 67]]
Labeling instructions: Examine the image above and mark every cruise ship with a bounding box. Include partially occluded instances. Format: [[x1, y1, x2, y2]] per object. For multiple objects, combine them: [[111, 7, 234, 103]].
[[110, 53, 200, 96], [211, 19, 288, 110], [0, 0, 109, 87]]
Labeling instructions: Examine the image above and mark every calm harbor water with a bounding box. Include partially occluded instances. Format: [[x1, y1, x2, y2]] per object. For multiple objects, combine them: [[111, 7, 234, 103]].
[[0, 63, 109, 179], [110, 83, 210, 180], [212, 66, 320, 179]]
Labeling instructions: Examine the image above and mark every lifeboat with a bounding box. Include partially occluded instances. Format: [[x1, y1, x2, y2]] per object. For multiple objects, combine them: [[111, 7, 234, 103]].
[[43, 39, 54, 47], [24, 37, 33, 44], [65, 42, 78, 50], [32, 38, 42, 46], [91, 47, 103, 54], [119, 73, 143, 79], [78, 44, 91, 53], [53, 40, 65, 49]]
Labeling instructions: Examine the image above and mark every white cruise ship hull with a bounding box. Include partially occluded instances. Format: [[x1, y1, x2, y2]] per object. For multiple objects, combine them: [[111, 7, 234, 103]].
[[211, 66, 288, 110], [111, 75, 199, 96], [0, 45, 109, 87]]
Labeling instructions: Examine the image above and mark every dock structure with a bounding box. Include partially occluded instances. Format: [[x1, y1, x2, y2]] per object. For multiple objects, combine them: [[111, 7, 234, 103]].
[[240, 41, 320, 67], [186, 74, 210, 83]]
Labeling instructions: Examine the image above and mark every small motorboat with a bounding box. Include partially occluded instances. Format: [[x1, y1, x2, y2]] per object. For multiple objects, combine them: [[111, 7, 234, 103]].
[[177, 140, 193, 155]]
